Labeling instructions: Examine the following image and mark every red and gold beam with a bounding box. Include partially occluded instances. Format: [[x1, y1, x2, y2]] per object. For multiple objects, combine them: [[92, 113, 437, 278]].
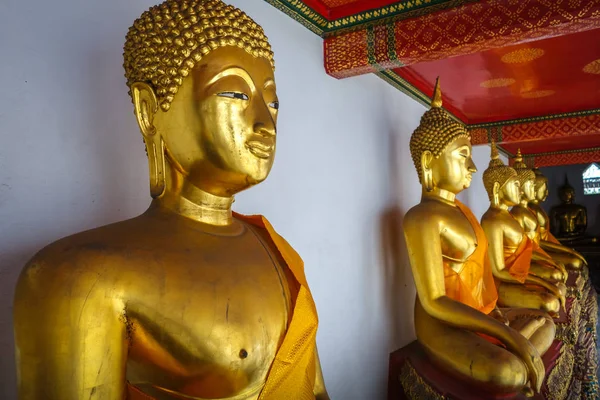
[[324, 0, 600, 78]]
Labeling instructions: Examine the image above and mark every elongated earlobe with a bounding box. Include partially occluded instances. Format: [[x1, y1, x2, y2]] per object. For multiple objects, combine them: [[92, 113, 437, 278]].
[[492, 182, 500, 207], [131, 82, 165, 198], [421, 151, 434, 192]]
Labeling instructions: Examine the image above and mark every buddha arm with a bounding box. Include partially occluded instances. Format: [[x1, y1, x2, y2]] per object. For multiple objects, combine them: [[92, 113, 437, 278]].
[[314, 348, 330, 400], [14, 257, 127, 400], [483, 220, 565, 306], [404, 210, 524, 346], [540, 240, 587, 264], [531, 250, 554, 264], [531, 249, 567, 274], [482, 220, 526, 285]]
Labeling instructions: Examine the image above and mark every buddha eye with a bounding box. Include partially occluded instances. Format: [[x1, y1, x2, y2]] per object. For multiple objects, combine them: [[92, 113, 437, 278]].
[[218, 92, 249, 100], [268, 100, 279, 110]]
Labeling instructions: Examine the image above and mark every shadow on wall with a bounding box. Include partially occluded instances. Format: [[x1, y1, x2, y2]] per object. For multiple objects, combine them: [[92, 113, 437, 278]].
[[379, 121, 417, 357], [0, 247, 41, 400]]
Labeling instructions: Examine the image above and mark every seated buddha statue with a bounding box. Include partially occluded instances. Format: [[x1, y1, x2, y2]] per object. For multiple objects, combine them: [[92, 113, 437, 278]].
[[403, 79, 555, 396], [510, 151, 585, 271], [480, 144, 565, 316], [550, 178, 595, 246], [13, 1, 329, 399], [529, 170, 591, 261]]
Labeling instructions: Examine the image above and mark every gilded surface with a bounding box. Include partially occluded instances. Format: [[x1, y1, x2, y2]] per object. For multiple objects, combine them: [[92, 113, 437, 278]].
[[13, 1, 329, 399], [511, 152, 586, 272], [481, 144, 565, 315], [403, 80, 555, 396]]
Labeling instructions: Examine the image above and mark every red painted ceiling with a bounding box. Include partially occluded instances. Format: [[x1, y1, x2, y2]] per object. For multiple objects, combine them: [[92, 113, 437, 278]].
[[271, 0, 600, 166], [394, 28, 600, 125], [302, 0, 400, 19]]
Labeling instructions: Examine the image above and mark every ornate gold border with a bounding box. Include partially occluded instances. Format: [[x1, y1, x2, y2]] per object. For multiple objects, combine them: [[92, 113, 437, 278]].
[[399, 361, 446, 400], [263, 0, 474, 38]]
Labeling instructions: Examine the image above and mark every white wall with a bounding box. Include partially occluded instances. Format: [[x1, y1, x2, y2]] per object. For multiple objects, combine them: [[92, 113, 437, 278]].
[[0, 0, 492, 398], [458, 144, 506, 220]]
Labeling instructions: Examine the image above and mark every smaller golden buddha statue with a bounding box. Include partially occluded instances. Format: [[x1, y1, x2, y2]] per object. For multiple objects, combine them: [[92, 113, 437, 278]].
[[509, 151, 585, 272], [481, 144, 564, 316], [13, 1, 329, 399], [403, 79, 555, 396], [530, 170, 591, 259], [550, 178, 594, 245]]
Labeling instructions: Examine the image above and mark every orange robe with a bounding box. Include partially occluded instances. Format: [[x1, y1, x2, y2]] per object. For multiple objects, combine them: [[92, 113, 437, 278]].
[[448, 201, 498, 315], [128, 213, 319, 400], [504, 235, 533, 284]]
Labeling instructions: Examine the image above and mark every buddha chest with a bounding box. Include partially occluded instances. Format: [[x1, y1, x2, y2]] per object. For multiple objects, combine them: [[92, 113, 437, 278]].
[[121, 218, 293, 399]]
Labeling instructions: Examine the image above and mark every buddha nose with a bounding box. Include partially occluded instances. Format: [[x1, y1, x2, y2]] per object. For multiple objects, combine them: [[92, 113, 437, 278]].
[[253, 102, 276, 138], [468, 158, 477, 173]]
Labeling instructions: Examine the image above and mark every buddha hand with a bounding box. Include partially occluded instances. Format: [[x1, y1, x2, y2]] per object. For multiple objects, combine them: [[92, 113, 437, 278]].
[[507, 329, 545, 393]]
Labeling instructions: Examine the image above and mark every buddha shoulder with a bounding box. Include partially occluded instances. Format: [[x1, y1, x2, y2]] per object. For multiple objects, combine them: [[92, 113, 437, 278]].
[[482, 207, 510, 223], [15, 217, 158, 300], [404, 201, 452, 232]]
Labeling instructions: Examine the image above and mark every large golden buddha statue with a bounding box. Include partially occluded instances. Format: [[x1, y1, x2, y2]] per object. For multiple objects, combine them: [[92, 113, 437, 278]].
[[480, 144, 564, 316], [13, 1, 329, 399], [403, 79, 555, 396], [510, 151, 585, 271]]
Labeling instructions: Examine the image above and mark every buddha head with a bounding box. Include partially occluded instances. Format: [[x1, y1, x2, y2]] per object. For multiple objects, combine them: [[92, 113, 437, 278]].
[[482, 142, 520, 206], [409, 78, 476, 195], [512, 149, 536, 202], [532, 168, 549, 202], [124, 0, 278, 198], [559, 178, 576, 204]]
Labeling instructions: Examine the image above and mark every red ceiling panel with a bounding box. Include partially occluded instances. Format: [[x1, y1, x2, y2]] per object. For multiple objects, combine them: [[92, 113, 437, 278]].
[[394, 28, 600, 124]]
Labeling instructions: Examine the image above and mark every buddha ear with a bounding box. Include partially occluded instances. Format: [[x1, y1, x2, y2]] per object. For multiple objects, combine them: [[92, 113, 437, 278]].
[[492, 181, 500, 206], [131, 82, 165, 198], [131, 82, 158, 139], [421, 151, 434, 192]]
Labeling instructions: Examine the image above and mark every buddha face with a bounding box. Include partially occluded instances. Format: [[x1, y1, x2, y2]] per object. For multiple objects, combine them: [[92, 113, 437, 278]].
[[535, 181, 549, 202], [520, 179, 536, 202], [560, 188, 575, 204], [153, 46, 279, 197], [501, 176, 521, 206], [429, 136, 477, 194]]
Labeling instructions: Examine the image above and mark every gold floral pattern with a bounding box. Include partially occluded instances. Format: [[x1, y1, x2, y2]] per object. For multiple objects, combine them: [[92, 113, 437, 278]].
[[501, 48, 545, 64], [583, 59, 600, 74], [480, 78, 516, 88], [521, 89, 555, 99]]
